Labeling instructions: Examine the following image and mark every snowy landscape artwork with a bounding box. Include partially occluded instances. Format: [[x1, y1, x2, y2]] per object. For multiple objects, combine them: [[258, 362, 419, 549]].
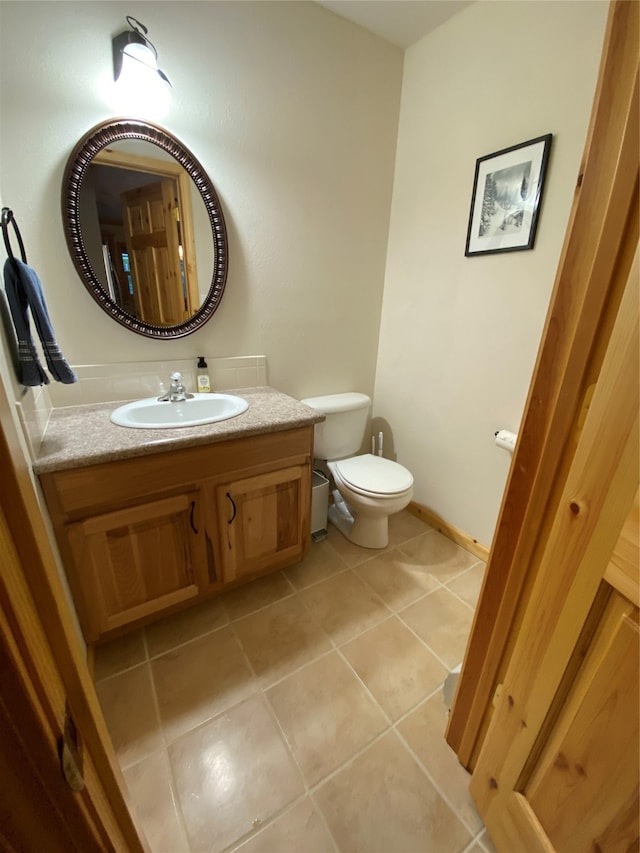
[[465, 134, 552, 256]]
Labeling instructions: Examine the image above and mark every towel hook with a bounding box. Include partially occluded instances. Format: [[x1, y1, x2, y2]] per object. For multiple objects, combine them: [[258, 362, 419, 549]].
[[1, 207, 28, 265]]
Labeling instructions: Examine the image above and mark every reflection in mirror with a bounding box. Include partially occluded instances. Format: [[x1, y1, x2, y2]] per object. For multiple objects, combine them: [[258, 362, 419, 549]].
[[63, 119, 227, 339], [81, 144, 213, 326]]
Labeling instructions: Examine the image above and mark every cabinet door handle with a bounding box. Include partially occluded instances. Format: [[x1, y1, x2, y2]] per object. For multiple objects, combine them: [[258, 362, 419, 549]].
[[226, 492, 237, 524], [190, 500, 199, 534]]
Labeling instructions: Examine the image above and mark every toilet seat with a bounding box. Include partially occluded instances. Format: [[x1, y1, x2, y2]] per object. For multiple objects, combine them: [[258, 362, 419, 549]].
[[333, 454, 413, 497]]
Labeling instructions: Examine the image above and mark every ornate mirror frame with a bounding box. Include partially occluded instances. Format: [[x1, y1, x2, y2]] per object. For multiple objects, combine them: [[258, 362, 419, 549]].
[[62, 118, 228, 339]]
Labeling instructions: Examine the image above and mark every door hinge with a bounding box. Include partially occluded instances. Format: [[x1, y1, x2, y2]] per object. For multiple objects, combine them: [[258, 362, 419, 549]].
[[59, 705, 85, 792]]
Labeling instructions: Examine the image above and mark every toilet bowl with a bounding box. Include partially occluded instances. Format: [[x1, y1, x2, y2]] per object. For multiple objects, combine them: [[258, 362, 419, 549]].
[[327, 454, 413, 548], [301, 393, 414, 549]]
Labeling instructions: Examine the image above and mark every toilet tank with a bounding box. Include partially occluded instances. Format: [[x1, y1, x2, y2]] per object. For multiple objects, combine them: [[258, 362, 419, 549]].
[[301, 393, 371, 460]]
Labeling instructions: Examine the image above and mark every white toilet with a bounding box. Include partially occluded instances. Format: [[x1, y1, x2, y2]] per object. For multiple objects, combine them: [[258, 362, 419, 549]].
[[301, 392, 414, 549]]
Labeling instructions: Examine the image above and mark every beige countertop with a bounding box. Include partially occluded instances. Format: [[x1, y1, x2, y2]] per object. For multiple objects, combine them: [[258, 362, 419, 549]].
[[34, 386, 323, 474]]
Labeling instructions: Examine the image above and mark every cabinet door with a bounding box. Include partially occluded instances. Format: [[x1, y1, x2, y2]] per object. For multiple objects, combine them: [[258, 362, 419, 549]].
[[218, 465, 310, 582], [67, 492, 205, 641]]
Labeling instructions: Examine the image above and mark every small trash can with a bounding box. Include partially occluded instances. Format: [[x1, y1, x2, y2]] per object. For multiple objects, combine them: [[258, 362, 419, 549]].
[[311, 469, 329, 541]]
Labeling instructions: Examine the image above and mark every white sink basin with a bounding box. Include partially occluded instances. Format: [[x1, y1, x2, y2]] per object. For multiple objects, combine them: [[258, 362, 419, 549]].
[[111, 393, 249, 429]]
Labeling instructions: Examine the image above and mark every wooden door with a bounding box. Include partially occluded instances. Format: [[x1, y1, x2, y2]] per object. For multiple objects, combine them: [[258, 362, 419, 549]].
[[0, 381, 145, 846], [122, 178, 187, 325], [447, 0, 639, 770], [217, 465, 311, 582], [67, 492, 205, 641], [468, 241, 638, 850]]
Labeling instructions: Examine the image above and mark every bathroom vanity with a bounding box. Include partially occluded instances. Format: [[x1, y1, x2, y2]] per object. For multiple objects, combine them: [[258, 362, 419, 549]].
[[35, 387, 322, 643]]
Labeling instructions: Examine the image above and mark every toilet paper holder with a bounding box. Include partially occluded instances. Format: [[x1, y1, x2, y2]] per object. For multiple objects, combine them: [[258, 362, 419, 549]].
[[494, 429, 518, 453]]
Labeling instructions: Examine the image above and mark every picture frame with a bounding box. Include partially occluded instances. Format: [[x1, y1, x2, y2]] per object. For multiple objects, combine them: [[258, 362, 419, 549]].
[[464, 134, 552, 257]]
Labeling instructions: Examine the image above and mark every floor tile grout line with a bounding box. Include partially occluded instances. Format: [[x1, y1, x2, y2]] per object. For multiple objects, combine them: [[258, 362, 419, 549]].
[[140, 635, 194, 851], [351, 560, 447, 614], [92, 630, 147, 684], [350, 541, 483, 618], [226, 587, 298, 624], [220, 792, 334, 853], [285, 560, 352, 593], [258, 644, 340, 693], [389, 682, 445, 728], [226, 616, 261, 682], [334, 644, 395, 728], [295, 562, 393, 619], [477, 828, 496, 852], [111, 652, 194, 849], [284, 540, 351, 590], [94, 656, 149, 686], [256, 691, 346, 853], [305, 726, 393, 795], [392, 721, 481, 840], [329, 610, 467, 735], [288, 569, 425, 663], [307, 790, 342, 853], [280, 567, 299, 595], [395, 527, 483, 573], [141, 627, 150, 663], [287, 574, 342, 652], [227, 583, 343, 692], [445, 584, 481, 613], [145, 617, 231, 662], [95, 620, 232, 684], [443, 559, 485, 586], [395, 602, 468, 673], [260, 692, 314, 798], [116, 740, 167, 775]]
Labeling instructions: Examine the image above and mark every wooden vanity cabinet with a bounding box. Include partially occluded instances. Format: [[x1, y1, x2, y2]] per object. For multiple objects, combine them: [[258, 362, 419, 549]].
[[39, 428, 313, 643]]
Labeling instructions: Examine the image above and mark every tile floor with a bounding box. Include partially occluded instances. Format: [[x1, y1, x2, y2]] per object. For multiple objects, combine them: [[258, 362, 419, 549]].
[[94, 511, 496, 853]]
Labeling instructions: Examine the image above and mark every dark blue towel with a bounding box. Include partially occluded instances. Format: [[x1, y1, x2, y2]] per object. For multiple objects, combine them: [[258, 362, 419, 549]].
[[3, 258, 77, 386]]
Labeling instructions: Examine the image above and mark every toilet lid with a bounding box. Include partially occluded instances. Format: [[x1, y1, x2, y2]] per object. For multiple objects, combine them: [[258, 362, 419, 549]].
[[334, 454, 413, 496]]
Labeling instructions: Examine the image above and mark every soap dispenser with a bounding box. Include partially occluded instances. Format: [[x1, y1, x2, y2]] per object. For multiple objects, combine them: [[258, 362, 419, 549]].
[[196, 357, 211, 393]]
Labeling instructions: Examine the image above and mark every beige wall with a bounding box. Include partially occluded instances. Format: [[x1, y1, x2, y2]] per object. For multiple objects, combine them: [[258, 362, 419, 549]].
[[1, 1, 610, 550], [374, 0, 608, 546], [0, 1, 402, 401]]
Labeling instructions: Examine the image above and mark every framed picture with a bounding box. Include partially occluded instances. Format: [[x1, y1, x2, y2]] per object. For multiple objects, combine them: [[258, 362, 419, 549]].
[[464, 134, 552, 257]]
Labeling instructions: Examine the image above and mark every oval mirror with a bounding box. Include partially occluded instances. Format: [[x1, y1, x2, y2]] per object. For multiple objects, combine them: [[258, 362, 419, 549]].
[[62, 118, 228, 339]]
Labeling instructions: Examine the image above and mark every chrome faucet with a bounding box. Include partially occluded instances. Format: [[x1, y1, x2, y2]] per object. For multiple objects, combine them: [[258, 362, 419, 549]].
[[158, 372, 194, 403]]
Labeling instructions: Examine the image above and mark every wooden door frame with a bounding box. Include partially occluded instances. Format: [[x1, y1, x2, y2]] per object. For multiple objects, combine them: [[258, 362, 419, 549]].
[[446, 0, 639, 769], [93, 147, 200, 315], [0, 379, 145, 848]]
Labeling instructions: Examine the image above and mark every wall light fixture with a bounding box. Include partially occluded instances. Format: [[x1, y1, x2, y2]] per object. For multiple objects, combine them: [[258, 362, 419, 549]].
[[112, 16, 171, 105]]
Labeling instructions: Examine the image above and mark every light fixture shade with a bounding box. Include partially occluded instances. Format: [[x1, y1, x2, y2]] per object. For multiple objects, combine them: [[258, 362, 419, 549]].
[[112, 19, 171, 88]]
